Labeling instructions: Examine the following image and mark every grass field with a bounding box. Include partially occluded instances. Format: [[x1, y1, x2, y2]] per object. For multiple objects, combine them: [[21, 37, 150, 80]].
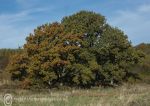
[[0, 84, 150, 106]]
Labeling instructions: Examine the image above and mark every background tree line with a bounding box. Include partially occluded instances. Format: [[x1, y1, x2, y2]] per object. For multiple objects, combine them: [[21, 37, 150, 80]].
[[0, 49, 22, 70], [130, 43, 150, 84]]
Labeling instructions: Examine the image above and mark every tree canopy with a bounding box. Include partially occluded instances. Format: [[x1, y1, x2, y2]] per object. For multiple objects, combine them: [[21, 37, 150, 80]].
[[6, 11, 144, 88]]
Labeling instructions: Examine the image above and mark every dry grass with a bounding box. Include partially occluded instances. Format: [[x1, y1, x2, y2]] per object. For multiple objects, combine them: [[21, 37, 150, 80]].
[[0, 83, 150, 106]]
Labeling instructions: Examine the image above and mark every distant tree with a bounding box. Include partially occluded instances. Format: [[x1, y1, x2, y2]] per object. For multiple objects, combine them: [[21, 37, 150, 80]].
[[136, 43, 150, 55], [0, 49, 21, 70], [130, 43, 150, 84]]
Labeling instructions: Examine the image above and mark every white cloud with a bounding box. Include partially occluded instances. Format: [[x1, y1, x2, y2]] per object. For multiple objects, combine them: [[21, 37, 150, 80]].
[[108, 4, 150, 45], [15, 0, 39, 8], [0, 21, 34, 48], [0, 12, 30, 25], [0, 7, 49, 48], [0, 7, 49, 24], [138, 4, 150, 12]]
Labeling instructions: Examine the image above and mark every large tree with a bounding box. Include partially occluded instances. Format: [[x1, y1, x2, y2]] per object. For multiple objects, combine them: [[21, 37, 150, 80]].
[[7, 11, 143, 88]]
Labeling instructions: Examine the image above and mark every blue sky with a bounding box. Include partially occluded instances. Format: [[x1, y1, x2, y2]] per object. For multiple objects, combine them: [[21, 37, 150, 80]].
[[0, 0, 150, 48]]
